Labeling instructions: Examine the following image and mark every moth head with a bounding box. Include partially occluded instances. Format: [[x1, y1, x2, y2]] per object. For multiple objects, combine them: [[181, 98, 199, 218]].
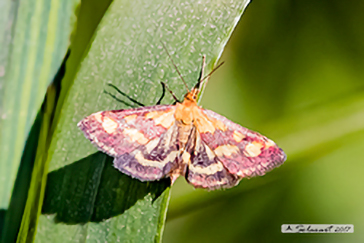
[[185, 89, 199, 102]]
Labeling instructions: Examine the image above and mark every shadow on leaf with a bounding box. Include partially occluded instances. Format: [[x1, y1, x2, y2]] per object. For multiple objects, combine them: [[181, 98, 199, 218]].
[[0, 209, 6, 237], [42, 152, 170, 224]]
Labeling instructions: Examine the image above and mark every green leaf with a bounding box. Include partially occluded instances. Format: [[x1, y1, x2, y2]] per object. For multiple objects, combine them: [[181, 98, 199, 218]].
[[0, 0, 78, 212], [13, 0, 113, 242], [13, 0, 251, 242], [0, 0, 78, 241]]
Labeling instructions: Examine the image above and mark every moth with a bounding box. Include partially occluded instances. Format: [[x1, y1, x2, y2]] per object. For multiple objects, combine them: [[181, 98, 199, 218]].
[[78, 53, 286, 190]]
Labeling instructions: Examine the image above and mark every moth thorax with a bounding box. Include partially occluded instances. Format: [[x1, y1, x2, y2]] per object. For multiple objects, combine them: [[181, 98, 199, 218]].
[[175, 103, 194, 124]]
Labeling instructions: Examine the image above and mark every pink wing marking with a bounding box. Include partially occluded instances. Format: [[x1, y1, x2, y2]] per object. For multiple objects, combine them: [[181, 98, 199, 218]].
[[77, 105, 175, 157], [186, 132, 239, 190], [200, 109, 286, 179]]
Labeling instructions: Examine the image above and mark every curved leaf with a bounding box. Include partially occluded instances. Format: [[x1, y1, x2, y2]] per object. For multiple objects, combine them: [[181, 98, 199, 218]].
[[0, 0, 78, 241], [0, 0, 78, 211], [17, 0, 251, 242]]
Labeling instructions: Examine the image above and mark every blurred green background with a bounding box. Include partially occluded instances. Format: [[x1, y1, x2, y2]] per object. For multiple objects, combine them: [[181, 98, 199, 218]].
[[1, 0, 363, 242], [164, 1, 364, 242]]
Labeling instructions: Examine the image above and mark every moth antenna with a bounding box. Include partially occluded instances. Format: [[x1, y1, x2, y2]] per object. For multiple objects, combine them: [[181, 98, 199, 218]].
[[161, 42, 190, 92], [103, 90, 140, 108], [155, 81, 166, 105], [161, 81, 181, 103], [200, 61, 225, 84], [106, 83, 145, 107], [195, 55, 206, 90]]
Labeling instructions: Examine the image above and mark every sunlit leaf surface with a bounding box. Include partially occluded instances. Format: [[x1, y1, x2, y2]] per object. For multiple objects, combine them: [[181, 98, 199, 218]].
[[0, 0, 77, 211]]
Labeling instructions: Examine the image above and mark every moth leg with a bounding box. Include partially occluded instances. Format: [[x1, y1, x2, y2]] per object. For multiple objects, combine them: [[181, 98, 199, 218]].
[[103, 90, 137, 108], [105, 83, 145, 107], [155, 81, 166, 105], [161, 81, 181, 103]]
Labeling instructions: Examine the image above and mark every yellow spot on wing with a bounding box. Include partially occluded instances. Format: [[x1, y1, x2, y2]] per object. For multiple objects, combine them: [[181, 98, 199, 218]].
[[124, 114, 137, 123], [181, 151, 190, 164], [195, 114, 215, 133], [244, 141, 263, 157], [233, 131, 245, 143], [145, 111, 159, 119], [94, 112, 103, 123], [124, 128, 149, 145], [194, 133, 215, 160], [153, 110, 175, 128], [237, 169, 254, 177], [146, 109, 175, 128], [145, 138, 160, 153], [193, 107, 226, 134], [210, 118, 226, 131], [264, 138, 276, 148], [188, 162, 224, 175], [205, 145, 216, 161], [144, 124, 176, 153], [214, 145, 239, 157], [102, 116, 118, 134], [134, 151, 179, 168]]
